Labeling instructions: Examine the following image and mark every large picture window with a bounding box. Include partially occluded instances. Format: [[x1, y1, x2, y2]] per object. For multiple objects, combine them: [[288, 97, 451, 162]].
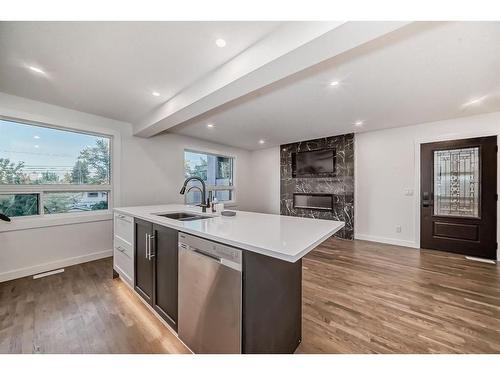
[[184, 150, 234, 204], [0, 118, 112, 218]]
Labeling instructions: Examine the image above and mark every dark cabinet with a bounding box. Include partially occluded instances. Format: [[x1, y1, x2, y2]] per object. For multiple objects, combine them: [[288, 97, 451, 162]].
[[153, 225, 178, 329], [134, 219, 178, 331], [134, 219, 153, 304]]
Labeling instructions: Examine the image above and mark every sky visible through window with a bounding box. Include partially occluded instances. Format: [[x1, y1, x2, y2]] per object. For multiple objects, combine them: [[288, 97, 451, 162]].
[[0, 119, 110, 184]]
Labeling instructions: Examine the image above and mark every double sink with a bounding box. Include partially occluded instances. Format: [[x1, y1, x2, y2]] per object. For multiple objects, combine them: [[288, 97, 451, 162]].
[[156, 212, 212, 221]]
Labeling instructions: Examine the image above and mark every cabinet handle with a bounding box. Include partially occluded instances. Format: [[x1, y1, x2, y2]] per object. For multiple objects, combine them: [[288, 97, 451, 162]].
[[145, 233, 150, 259], [116, 246, 126, 253], [148, 235, 156, 260]]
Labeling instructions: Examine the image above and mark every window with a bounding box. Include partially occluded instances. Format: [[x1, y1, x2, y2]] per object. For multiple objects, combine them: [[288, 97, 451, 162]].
[[434, 147, 480, 217], [0, 193, 39, 217], [43, 191, 109, 214], [184, 150, 234, 204], [0, 118, 112, 218]]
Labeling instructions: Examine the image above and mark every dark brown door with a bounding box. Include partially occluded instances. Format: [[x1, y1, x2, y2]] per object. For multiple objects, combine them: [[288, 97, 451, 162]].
[[134, 219, 153, 304], [152, 224, 178, 331], [421, 136, 497, 259]]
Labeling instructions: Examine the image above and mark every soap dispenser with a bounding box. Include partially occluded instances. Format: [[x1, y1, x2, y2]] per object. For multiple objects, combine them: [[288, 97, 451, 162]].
[[212, 196, 218, 213]]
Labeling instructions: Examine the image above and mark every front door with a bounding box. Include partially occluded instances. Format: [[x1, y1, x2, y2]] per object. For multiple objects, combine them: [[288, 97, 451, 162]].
[[420, 136, 497, 259]]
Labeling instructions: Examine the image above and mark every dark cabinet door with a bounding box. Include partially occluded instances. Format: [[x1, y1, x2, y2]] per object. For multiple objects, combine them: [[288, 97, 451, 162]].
[[152, 224, 178, 330], [134, 219, 153, 304]]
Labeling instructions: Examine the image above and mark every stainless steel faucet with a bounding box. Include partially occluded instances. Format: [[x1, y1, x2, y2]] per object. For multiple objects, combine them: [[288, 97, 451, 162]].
[[180, 176, 208, 212]]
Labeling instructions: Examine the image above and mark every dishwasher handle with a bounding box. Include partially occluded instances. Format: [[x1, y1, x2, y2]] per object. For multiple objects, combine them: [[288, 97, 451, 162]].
[[179, 243, 221, 263], [193, 248, 221, 262]]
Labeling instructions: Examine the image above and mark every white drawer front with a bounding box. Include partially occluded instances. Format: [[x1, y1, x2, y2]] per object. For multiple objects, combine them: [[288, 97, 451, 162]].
[[114, 213, 133, 245], [114, 235, 133, 259], [114, 239, 134, 286]]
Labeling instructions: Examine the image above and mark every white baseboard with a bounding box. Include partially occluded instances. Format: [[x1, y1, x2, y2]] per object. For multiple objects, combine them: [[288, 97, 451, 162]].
[[355, 234, 419, 249], [0, 249, 113, 283]]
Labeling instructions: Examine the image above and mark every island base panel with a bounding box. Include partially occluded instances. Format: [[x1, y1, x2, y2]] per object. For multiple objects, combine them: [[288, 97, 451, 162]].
[[242, 251, 302, 354]]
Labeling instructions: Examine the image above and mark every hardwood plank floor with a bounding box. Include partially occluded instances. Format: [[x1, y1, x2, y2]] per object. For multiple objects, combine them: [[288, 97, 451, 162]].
[[298, 239, 500, 353], [0, 258, 190, 354], [1, 238, 499, 353]]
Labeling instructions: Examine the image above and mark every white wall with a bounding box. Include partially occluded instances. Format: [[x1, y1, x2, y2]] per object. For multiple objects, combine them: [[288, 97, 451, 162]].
[[246, 146, 280, 214], [355, 111, 500, 260], [120, 128, 253, 209], [0, 93, 253, 281]]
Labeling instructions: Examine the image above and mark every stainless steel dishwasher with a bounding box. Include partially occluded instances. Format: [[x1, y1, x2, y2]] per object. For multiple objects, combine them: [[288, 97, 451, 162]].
[[178, 233, 242, 354]]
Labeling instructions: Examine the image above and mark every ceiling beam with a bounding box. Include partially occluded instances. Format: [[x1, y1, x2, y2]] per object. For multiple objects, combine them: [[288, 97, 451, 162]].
[[133, 21, 412, 137]]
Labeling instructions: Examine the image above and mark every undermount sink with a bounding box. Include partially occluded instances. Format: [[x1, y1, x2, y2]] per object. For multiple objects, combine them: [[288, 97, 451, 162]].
[[155, 212, 211, 221]]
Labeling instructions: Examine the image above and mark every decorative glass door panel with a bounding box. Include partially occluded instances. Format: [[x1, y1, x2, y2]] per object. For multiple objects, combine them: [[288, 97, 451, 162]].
[[433, 147, 480, 218]]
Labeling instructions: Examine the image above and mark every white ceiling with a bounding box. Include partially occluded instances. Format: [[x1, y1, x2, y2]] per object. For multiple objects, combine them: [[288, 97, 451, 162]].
[[1, 22, 499, 151], [171, 22, 500, 149], [0, 21, 281, 122]]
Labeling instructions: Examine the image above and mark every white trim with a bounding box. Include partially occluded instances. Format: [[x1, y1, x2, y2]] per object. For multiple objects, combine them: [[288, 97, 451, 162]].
[[413, 129, 500, 259], [0, 249, 112, 283], [355, 233, 419, 249], [0, 185, 112, 193], [0, 212, 112, 232]]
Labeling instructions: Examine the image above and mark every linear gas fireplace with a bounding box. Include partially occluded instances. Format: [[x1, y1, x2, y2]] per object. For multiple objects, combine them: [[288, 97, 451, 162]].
[[293, 193, 333, 211], [280, 133, 354, 239]]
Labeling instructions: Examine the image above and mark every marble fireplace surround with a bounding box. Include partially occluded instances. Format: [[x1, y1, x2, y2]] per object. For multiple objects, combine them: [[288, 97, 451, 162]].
[[280, 133, 354, 240]]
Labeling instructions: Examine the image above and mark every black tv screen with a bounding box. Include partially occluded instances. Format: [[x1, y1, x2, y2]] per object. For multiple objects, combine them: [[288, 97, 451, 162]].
[[292, 149, 335, 177]]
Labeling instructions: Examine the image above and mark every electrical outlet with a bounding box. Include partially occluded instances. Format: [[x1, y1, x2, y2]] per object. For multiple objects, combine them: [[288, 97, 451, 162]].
[[396, 225, 402, 233]]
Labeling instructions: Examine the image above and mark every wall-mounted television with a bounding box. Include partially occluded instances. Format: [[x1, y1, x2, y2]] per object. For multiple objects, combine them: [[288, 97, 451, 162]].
[[292, 148, 335, 178]]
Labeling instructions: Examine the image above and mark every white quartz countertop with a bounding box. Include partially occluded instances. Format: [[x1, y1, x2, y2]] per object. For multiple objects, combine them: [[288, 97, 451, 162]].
[[114, 204, 344, 263]]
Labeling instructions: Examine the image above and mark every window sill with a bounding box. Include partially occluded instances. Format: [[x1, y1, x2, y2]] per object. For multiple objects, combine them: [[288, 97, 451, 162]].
[[0, 211, 113, 233]]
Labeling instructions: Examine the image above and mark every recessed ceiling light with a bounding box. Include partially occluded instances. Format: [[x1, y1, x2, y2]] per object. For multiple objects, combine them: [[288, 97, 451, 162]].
[[354, 121, 364, 127], [207, 123, 215, 128], [34, 145, 39, 148], [33, 135, 40, 139], [463, 96, 486, 107], [259, 139, 265, 144], [152, 91, 160, 97], [28, 66, 45, 74], [215, 38, 227, 48], [330, 80, 340, 87]]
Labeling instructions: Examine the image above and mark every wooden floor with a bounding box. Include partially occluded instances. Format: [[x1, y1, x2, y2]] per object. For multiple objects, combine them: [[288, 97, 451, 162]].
[[0, 258, 190, 354], [298, 239, 500, 353], [1, 238, 499, 353]]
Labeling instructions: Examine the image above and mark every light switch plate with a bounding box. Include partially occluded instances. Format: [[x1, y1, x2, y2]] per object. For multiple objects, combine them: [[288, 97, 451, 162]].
[[404, 189, 414, 196]]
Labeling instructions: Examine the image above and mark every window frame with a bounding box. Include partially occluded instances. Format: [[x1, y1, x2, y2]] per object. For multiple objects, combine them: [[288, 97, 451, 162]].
[[0, 116, 115, 226], [184, 148, 236, 205]]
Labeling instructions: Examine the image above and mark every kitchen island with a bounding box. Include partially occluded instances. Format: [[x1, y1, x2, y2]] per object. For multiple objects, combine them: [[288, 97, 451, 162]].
[[113, 204, 344, 354]]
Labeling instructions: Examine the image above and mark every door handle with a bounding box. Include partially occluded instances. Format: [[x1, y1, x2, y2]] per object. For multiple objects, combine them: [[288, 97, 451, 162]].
[[422, 192, 430, 207], [422, 192, 434, 207], [148, 235, 156, 260]]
